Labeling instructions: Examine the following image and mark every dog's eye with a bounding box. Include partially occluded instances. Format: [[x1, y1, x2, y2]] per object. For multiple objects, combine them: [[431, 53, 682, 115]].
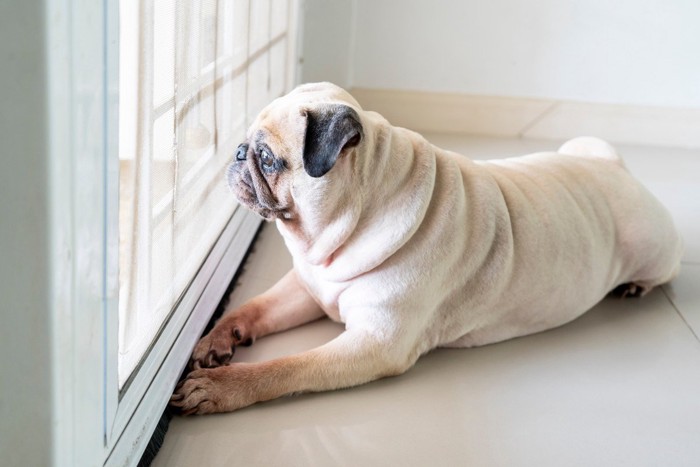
[[260, 149, 274, 169]]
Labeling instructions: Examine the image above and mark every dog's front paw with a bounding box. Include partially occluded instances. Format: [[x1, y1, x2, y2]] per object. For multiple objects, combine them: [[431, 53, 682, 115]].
[[170, 369, 222, 415], [190, 329, 235, 370], [190, 321, 254, 370], [170, 366, 254, 415]]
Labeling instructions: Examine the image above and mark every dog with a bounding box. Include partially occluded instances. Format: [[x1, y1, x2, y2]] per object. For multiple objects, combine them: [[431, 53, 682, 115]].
[[170, 82, 683, 415]]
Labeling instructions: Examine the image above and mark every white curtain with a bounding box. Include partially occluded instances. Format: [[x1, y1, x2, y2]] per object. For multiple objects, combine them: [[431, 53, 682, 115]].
[[118, 0, 296, 388]]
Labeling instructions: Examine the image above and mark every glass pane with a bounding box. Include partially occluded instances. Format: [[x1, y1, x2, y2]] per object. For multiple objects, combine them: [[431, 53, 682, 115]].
[[118, 0, 294, 388], [153, 0, 175, 107]]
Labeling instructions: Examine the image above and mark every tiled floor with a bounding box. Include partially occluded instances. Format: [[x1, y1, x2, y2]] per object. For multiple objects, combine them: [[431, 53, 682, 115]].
[[153, 134, 700, 467]]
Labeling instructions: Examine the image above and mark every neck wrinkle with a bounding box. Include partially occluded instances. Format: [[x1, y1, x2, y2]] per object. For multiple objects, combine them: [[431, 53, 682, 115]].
[[278, 118, 437, 282], [322, 125, 437, 282], [277, 161, 364, 266]]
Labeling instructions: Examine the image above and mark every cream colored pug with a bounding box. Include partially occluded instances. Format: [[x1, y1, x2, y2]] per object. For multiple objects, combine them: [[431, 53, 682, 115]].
[[170, 82, 683, 415]]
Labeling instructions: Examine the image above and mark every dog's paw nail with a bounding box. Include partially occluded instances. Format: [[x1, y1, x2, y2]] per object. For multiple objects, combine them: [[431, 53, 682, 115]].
[[233, 328, 242, 340], [204, 351, 213, 364]]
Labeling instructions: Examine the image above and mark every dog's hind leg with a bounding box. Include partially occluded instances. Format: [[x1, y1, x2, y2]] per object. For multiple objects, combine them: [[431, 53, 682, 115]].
[[189, 269, 325, 369], [611, 282, 652, 298], [611, 259, 682, 299]]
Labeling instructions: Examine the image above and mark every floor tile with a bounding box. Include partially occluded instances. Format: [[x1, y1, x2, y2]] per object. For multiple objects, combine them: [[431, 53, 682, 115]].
[[234, 222, 292, 283], [224, 223, 292, 311], [155, 135, 700, 467], [155, 289, 700, 467], [617, 143, 700, 263], [664, 264, 700, 342]]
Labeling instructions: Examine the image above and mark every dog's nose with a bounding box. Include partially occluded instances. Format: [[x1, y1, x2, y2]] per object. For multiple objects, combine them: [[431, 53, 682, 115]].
[[235, 144, 248, 161]]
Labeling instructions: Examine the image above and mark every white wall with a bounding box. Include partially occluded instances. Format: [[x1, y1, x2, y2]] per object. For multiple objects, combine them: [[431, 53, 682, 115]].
[[303, 0, 700, 108], [0, 2, 53, 466], [301, 0, 354, 89]]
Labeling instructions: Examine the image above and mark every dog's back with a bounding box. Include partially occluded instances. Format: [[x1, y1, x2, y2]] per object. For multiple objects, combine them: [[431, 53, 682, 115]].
[[436, 137, 683, 347]]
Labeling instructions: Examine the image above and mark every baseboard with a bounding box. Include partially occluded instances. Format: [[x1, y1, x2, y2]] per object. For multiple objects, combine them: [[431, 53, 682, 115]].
[[351, 88, 700, 149]]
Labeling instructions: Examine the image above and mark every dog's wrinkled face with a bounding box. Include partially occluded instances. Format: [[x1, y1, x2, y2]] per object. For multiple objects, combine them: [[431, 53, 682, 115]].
[[226, 120, 298, 220], [226, 83, 364, 221]]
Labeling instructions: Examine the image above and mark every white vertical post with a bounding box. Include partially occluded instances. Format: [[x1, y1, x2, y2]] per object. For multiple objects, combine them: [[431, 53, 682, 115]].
[[0, 1, 55, 465], [0, 1, 118, 466]]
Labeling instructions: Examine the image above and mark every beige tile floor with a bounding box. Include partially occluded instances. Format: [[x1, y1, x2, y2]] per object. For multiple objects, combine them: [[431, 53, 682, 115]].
[[153, 134, 700, 467]]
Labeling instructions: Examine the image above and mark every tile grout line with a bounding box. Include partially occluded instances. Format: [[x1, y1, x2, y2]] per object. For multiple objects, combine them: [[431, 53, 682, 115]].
[[661, 285, 700, 345]]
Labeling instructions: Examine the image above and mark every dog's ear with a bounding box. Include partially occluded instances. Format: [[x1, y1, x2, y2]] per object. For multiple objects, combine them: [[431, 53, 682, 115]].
[[301, 104, 363, 178]]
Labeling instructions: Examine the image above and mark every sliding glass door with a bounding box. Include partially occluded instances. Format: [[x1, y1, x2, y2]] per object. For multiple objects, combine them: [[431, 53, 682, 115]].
[[9, 1, 299, 465], [109, 0, 299, 464]]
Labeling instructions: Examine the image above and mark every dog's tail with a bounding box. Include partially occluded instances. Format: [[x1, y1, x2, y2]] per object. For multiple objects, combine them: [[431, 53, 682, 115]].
[[558, 137, 625, 167]]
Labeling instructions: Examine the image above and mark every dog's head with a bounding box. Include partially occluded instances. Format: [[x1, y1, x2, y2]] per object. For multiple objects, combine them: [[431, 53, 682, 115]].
[[227, 82, 364, 222]]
